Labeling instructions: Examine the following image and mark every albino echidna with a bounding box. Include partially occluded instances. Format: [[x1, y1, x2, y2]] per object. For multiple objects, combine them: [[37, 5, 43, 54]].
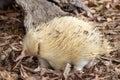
[[16, 16, 114, 71]]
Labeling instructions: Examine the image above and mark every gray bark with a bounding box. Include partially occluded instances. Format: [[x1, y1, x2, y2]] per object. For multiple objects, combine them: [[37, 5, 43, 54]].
[[16, 0, 92, 31]]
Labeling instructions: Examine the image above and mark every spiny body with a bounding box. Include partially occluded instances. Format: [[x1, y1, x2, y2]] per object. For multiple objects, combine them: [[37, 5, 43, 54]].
[[22, 16, 114, 70]]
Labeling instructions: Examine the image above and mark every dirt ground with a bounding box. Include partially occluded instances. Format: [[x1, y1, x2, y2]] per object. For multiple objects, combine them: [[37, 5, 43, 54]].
[[0, 0, 120, 80]]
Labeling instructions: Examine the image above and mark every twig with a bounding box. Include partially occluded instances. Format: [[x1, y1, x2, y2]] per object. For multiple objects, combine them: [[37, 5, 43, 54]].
[[12, 59, 22, 70], [63, 63, 71, 80], [22, 65, 39, 73]]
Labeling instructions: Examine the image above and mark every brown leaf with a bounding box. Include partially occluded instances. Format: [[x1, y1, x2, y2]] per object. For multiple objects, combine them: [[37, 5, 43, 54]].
[[93, 75, 99, 80], [10, 42, 21, 51], [6, 12, 20, 18], [107, 17, 112, 22], [20, 65, 29, 79], [0, 70, 18, 80], [106, 3, 111, 9]]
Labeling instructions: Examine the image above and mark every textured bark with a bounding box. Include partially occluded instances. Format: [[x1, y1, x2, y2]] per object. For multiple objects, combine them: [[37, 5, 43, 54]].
[[16, 0, 92, 31]]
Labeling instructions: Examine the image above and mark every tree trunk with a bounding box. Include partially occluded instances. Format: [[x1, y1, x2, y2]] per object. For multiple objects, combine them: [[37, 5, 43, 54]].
[[16, 0, 92, 31]]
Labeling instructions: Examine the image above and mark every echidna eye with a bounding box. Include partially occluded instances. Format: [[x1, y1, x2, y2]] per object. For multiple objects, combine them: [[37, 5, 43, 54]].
[[37, 43, 40, 55]]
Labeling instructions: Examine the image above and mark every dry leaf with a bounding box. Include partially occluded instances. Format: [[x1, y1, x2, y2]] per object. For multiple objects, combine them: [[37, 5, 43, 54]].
[[107, 17, 112, 22]]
